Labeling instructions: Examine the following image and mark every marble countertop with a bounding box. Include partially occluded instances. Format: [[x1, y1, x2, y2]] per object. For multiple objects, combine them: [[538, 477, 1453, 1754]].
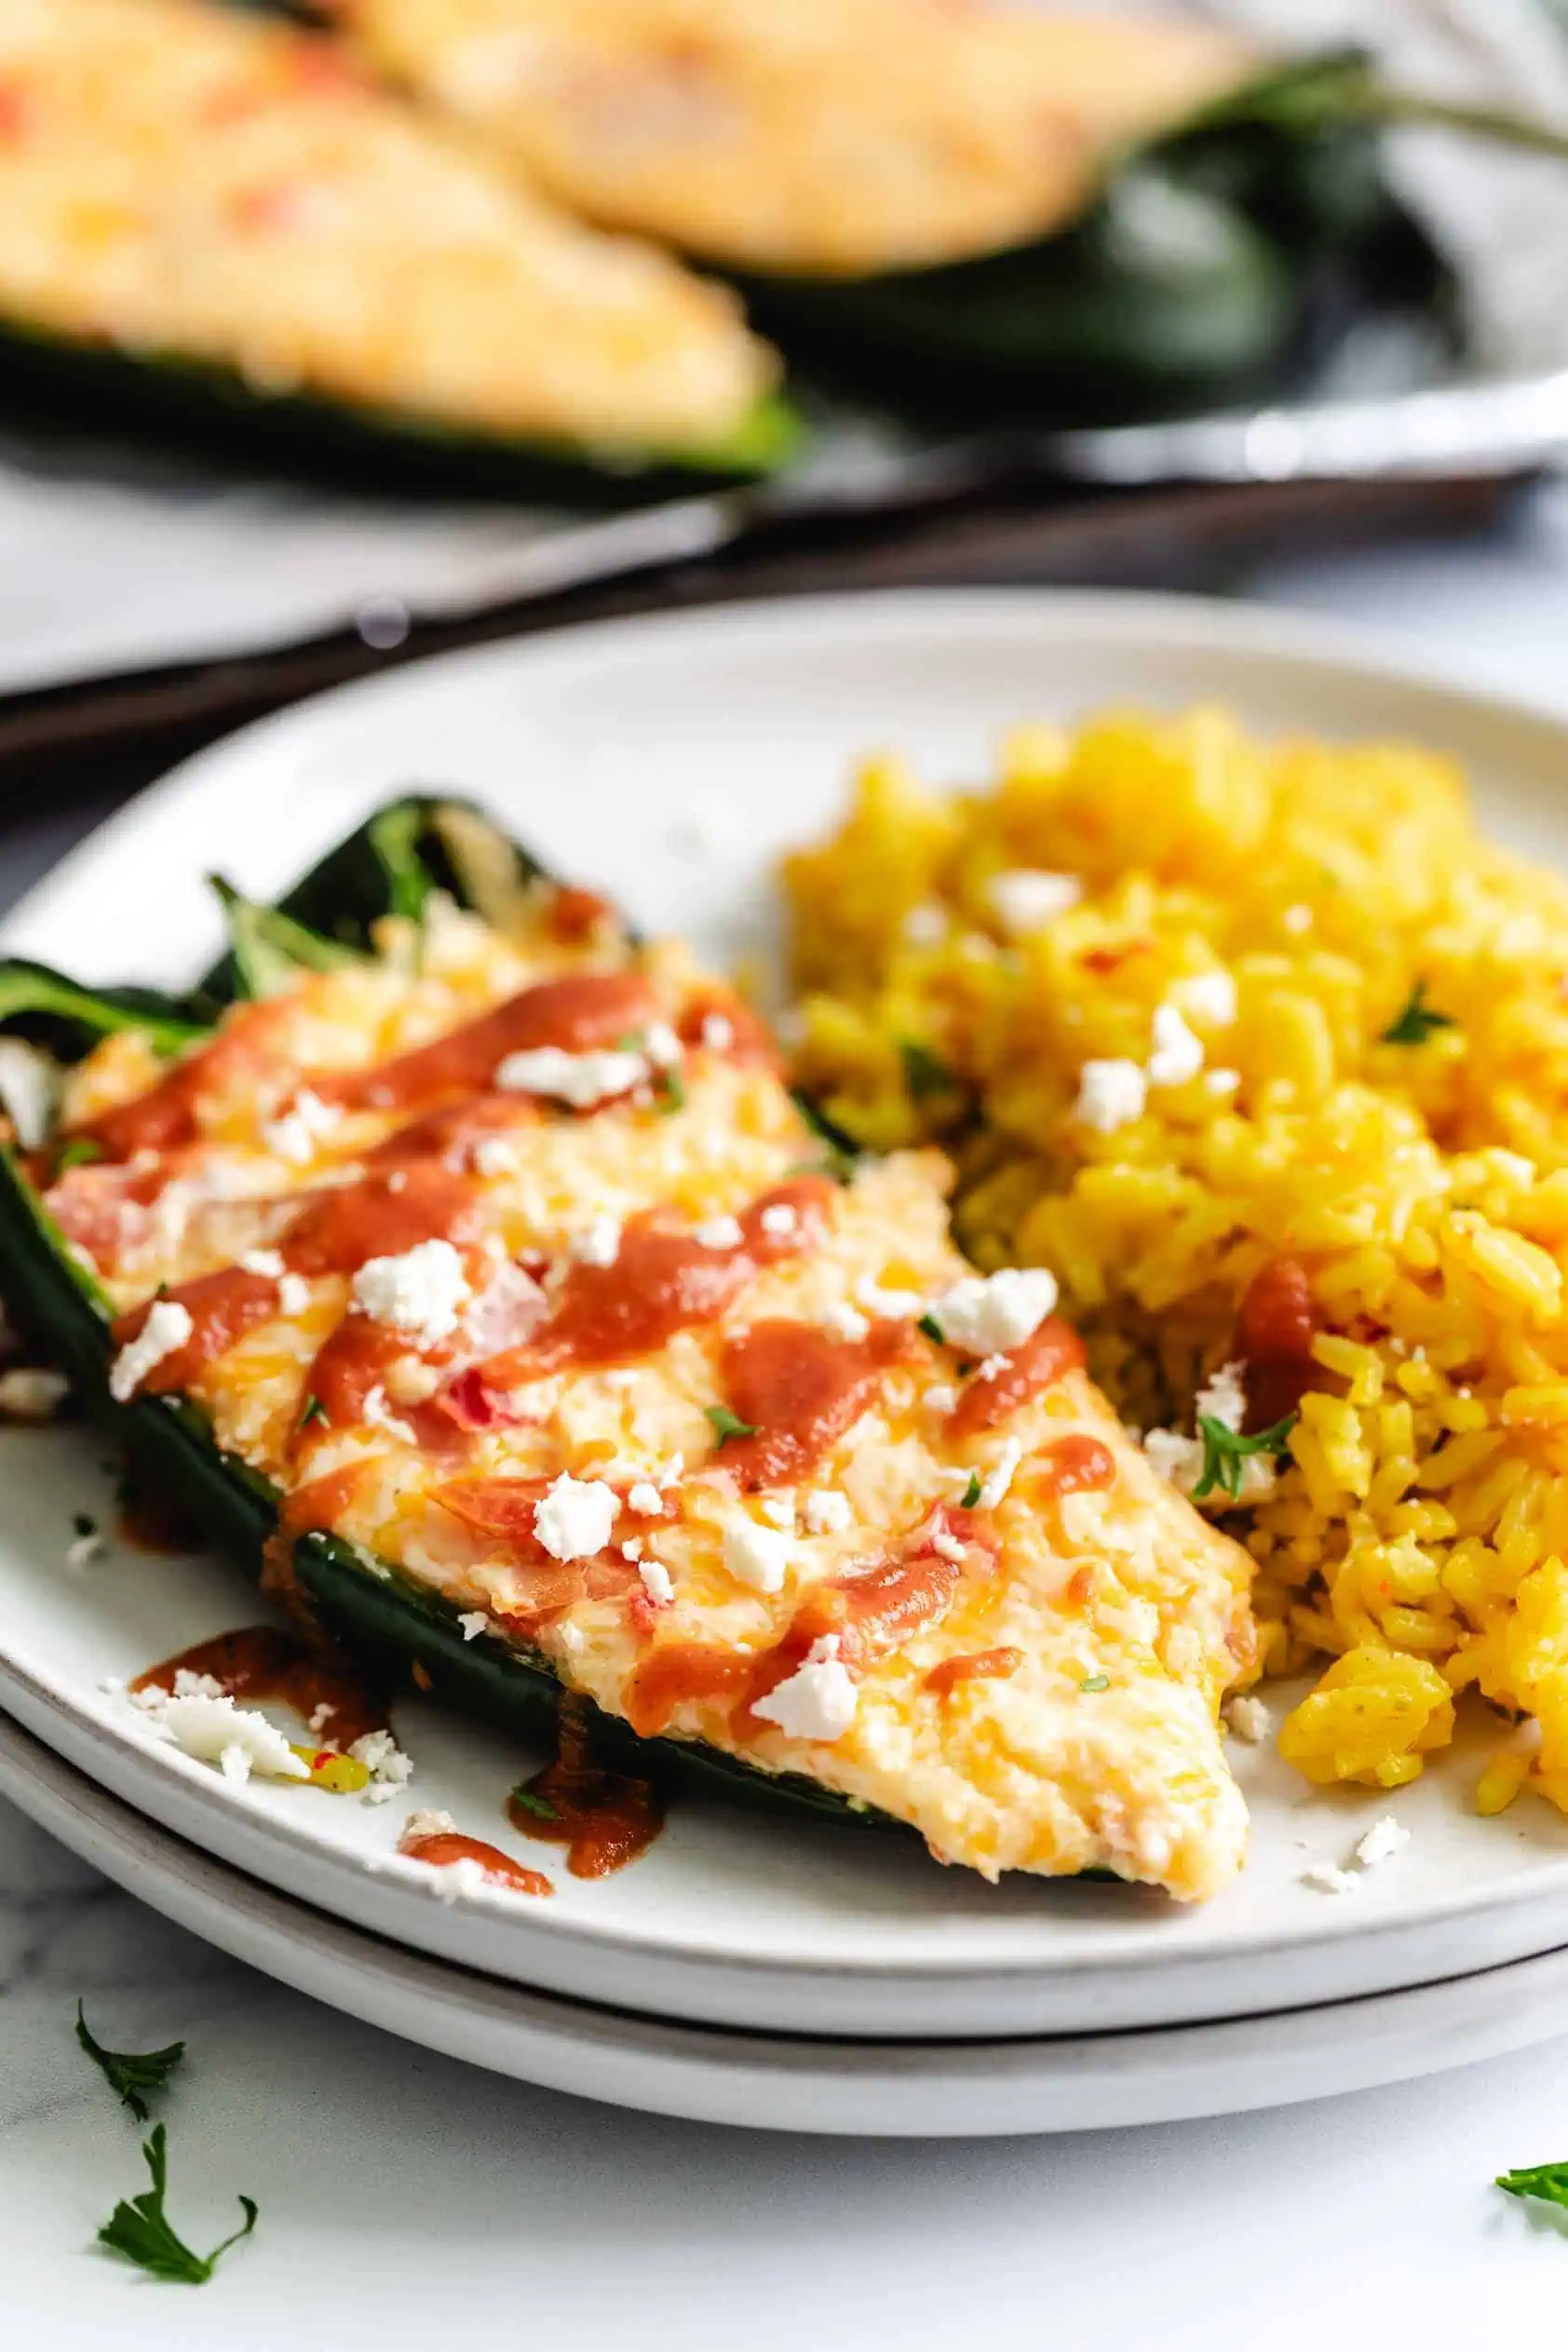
[[8, 492, 1568, 2344]]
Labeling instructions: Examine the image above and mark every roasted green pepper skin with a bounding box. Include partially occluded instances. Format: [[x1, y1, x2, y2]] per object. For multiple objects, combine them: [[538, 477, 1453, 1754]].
[[0, 315, 801, 500], [0, 810, 903, 1834]]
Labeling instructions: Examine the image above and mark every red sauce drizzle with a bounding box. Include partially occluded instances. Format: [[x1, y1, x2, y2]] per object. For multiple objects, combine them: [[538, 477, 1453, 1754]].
[[715, 1315, 913, 1490], [279, 1462, 365, 1538], [109, 1264, 282, 1394], [507, 1699, 663, 1877], [400, 1832, 551, 1899], [480, 1179, 831, 1386], [129, 1625, 383, 1749], [310, 971, 658, 1115], [364, 1093, 539, 1170], [1234, 1256, 1319, 1429], [623, 1642, 754, 1739], [547, 885, 618, 944], [925, 1645, 1023, 1697], [947, 1317, 1087, 1438], [78, 1001, 284, 1164], [116, 1478, 200, 1555], [1038, 1433, 1117, 1498], [44, 1156, 169, 1265], [280, 1161, 478, 1277], [676, 990, 781, 1073]]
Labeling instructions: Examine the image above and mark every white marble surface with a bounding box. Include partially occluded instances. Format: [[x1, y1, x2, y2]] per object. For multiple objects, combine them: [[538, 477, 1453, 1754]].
[[9, 488, 1568, 2343]]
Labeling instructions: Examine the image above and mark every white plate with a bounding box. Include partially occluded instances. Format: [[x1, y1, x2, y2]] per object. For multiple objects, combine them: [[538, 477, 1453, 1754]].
[[7, 588, 1568, 2044], [10, 1700, 1568, 2139]]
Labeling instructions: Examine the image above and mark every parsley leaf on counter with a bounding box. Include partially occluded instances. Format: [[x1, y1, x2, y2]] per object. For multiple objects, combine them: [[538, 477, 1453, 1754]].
[[1192, 1412, 1298, 1505], [706, 1405, 757, 1445], [98, 2123, 256, 2286], [75, 2002, 185, 2123], [1497, 2161, 1568, 2209], [1380, 981, 1456, 1047]]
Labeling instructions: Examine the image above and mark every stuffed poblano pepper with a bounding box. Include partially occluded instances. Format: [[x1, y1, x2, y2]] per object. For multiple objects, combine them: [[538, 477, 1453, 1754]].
[[0, 798, 1258, 1896], [339, 0, 1568, 418], [0, 0, 797, 494]]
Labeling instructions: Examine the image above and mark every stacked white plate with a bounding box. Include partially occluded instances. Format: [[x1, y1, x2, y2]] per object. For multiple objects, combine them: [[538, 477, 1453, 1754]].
[[6, 590, 1568, 2136]]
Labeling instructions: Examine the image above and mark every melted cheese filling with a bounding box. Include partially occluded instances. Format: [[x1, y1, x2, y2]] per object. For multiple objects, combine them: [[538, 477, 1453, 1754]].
[[56, 885, 1256, 1899], [343, 0, 1255, 276], [0, 0, 776, 452]]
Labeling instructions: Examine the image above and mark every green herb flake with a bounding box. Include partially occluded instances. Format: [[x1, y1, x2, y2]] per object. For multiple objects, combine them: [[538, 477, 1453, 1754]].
[[75, 2003, 186, 2124], [1381, 981, 1456, 1048], [510, 1785, 561, 1822], [918, 1312, 946, 1346], [659, 1066, 687, 1115], [705, 1405, 757, 1446], [97, 2122, 257, 2286], [1192, 1412, 1299, 1505], [1497, 2161, 1568, 2210], [960, 1472, 983, 1509], [899, 1038, 955, 1102], [298, 1394, 330, 1431], [1080, 1674, 1111, 1694], [54, 1136, 104, 1174]]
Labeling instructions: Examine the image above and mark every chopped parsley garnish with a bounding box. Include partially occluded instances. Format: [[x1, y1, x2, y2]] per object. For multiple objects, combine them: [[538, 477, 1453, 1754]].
[[705, 1405, 757, 1445], [1080, 1674, 1110, 1694], [790, 1091, 859, 1183], [54, 1136, 104, 1173], [899, 1038, 955, 1101], [1497, 2161, 1568, 2209], [97, 2123, 257, 2286], [298, 1393, 330, 1430], [658, 1066, 686, 1115], [918, 1312, 945, 1345], [960, 1472, 983, 1508], [75, 2002, 185, 2123], [1191, 1412, 1298, 1504], [510, 1785, 561, 1822], [1381, 981, 1456, 1047]]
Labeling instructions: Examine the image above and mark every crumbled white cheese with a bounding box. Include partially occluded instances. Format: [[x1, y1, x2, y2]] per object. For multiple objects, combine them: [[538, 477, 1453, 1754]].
[[856, 1276, 926, 1319], [620, 1537, 644, 1561], [1301, 1861, 1360, 1896], [1075, 1058, 1147, 1132], [109, 1299, 194, 1401], [760, 1202, 798, 1239], [277, 1272, 310, 1318], [1173, 971, 1237, 1028], [1204, 1067, 1241, 1095], [352, 1238, 470, 1345], [557, 1621, 586, 1655], [929, 1266, 1058, 1354], [457, 1611, 489, 1642], [723, 1519, 793, 1594], [639, 1561, 675, 1604], [701, 1012, 735, 1052], [1355, 1815, 1410, 1871], [759, 1493, 797, 1531], [472, 1134, 520, 1178], [1196, 1360, 1247, 1434], [628, 1480, 666, 1517], [240, 1248, 285, 1278], [494, 1045, 646, 1106], [1224, 1694, 1273, 1744], [428, 1856, 493, 1903], [1147, 1003, 1205, 1088], [901, 901, 950, 948], [1142, 1426, 1206, 1490], [0, 1037, 57, 1150], [975, 1353, 1009, 1383], [930, 1531, 967, 1565], [361, 1385, 418, 1442], [924, 1385, 958, 1418], [804, 1491, 853, 1535], [642, 1021, 683, 1070], [349, 1726, 414, 1804], [134, 1683, 309, 1785], [533, 1473, 618, 1561], [752, 1636, 858, 1742], [989, 869, 1082, 936], [976, 1437, 1023, 1510], [570, 1215, 622, 1267], [263, 1088, 340, 1165], [602, 1368, 639, 1391], [0, 1366, 69, 1421], [822, 1304, 871, 1343], [401, 1807, 457, 1843], [693, 1214, 744, 1250], [654, 1453, 684, 1488]]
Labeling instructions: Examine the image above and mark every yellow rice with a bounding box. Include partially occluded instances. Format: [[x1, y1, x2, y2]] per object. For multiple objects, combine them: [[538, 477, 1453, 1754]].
[[782, 706, 1568, 1816]]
